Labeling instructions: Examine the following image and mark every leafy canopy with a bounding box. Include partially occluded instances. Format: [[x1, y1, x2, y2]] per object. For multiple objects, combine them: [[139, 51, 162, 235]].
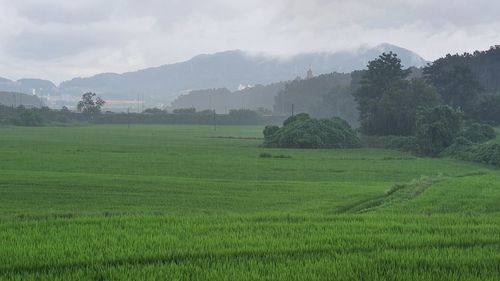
[[263, 113, 359, 149], [77, 92, 105, 119], [354, 52, 438, 136]]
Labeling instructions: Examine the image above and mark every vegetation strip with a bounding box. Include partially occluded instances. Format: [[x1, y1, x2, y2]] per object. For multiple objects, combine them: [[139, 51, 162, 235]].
[[3, 240, 500, 275], [338, 176, 441, 213]]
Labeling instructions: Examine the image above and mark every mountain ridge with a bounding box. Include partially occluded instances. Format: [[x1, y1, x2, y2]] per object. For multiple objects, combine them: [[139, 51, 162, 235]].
[[1, 43, 428, 104]]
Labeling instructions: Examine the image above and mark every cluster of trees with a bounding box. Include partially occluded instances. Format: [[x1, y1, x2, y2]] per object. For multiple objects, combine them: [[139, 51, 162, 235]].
[[354, 53, 439, 136], [273, 72, 358, 125], [97, 108, 285, 126], [424, 46, 500, 124], [0, 92, 285, 126], [355, 52, 496, 156], [0, 105, 86, 126], [171, 82, 285, 113], [0, 92, 105, 126], [263, 113, 359, 149]]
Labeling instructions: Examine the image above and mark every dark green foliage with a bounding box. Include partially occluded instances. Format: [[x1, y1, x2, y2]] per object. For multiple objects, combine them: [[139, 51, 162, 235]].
[[18, 110, 43, 126], [460, 123, 496, 143], [263, 125, 279, 139], [258, 152, 291, 159], [354, 53, 438, 136], [77, 92, 105, 119], [263, 114, 360, 149], [282, 113, 310, 126], [425, 64, 482, 114], [361, 52, 411, 91], [469, 143, 500, 166], [259, 152, 272, 158], [445, 142, 500, 167], [272, 154, 291, 159], [440, 137, 474, 158], [415, 106, 463, 156], [471, 94, 500, 125], [423, 47, 500, 121], [361, 135, 418, 152], [441, 123, 497, 165], [173, 108, 196, 114], [143, 108, 166, 114], [425, 47, 500, 98], [0, 105, 87, 126]]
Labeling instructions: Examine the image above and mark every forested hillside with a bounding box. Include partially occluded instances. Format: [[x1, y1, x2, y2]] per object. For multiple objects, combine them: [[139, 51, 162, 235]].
[[171, 82, 285, 113], [0, 91, 42, 107]]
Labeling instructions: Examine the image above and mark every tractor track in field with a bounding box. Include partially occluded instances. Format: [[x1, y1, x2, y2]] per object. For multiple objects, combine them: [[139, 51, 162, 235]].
[[337, 176, 442, 214]]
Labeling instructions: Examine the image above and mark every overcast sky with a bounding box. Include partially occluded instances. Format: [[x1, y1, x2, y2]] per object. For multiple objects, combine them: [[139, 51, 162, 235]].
[[1, 0, 500, 83]]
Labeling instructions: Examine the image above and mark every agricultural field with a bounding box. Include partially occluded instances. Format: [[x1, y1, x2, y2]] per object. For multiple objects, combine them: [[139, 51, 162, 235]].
[[1, 125, 500, 280]]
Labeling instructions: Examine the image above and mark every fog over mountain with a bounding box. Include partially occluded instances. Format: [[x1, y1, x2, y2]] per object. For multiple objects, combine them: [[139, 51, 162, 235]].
[[0, 77, 58, 96], [0, 43, 427, 103]]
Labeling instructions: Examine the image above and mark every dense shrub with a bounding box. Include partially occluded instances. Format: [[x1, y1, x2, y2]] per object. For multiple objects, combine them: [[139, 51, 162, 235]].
[[440, 136, 474, 158], [263, 114, 360, 149], [446, 142, 500, 167], [460, 123, 496, 143], [282, 113, 310, 126], [472, 94, 500, 125], [263, 125, 279, 139], [173, 108, 196, 114], [470, 143, 500, 166], [415, 105, 463, 156], [18, 110, 43, 126], [361, 135, 417, 152]]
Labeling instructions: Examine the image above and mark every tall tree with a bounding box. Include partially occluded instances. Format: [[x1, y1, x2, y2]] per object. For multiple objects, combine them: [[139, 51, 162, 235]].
[[354, 53, 438, 136], [424, 64, 482, 114], [77, 92, 105, 120]]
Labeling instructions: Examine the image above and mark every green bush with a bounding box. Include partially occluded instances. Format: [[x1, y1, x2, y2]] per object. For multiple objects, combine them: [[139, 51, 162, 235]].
[[460, 123, 496, 143], [263, 125, 279, 139], [471, 143, 500, 166], [263, 114, 360, 149], [282, 113, 310, 126], [273, 154, 292, 159], [361, 135, 417, 152], [415, 106, 463, 156], [440, 136, 474, 158], [259, 152, 272, 158], [441, 139, 500, 167], [17, 110, 44, 127]]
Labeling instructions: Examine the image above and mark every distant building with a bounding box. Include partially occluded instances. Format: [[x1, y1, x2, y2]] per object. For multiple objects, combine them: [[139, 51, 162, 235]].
[[306, 68, 314, 79]]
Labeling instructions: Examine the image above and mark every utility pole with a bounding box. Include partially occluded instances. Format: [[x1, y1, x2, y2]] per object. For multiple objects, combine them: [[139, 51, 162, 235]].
[[291, 103, 294, 116], [127, 107, 130, 129], [213, 110, 217, 131]]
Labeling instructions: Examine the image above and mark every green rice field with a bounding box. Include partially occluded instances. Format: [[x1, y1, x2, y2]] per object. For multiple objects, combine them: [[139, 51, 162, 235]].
[[1, 125, 500, 280]]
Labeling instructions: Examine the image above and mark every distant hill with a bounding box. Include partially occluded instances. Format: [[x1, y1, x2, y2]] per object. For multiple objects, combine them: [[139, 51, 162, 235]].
[[0, 91, 42, 107], [171, 82, 286, 113], [0, 43, 427, 104], [0, 77, 58, 97], [57, 43, 427, 103]]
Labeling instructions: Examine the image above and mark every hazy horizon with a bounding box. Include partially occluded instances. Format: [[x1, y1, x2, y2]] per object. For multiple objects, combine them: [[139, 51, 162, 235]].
[[1, 0, 500, 83]]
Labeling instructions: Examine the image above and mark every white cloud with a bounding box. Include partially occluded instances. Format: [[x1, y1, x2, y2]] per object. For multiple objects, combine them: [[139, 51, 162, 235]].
[[0, 0, 499, 83]]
